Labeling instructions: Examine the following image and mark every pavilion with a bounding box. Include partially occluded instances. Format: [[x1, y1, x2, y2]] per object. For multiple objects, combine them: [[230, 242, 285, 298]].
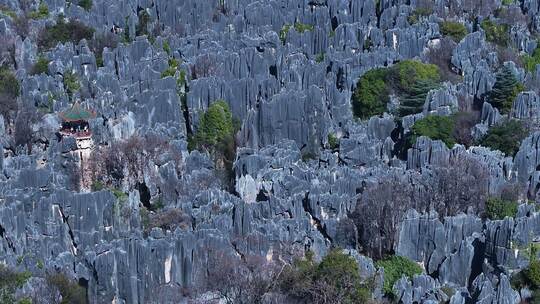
[[58, 102, 96, 139]]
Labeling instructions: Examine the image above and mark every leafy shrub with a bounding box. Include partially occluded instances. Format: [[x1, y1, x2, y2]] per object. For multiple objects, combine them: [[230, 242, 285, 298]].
[[394, 60, 441, 116], [479, 120, 527, 156], [136, 10, 151, 36], [439, 21, 468, 42], [487, 65, 524, 114], [408, 7, 432, 24], [38, 18, 95, 50], [315, 53, 325, 63], [398, 78, 440, 117], [409, 115, 456, 148], [161, 58, 180, 78], [394, 60, 440, 92], [279, 24, 291, 44], [78, 0, 92, 11], [31, 56, 50, 75], [0, 264, 32, 304], [162, 41, 171, 55], [0, 5, 17, 19], [63, 71, 80, 97], [352, 68, 389, 119], [91, 180, 104, 191], [376, 255, 422, 297], [0, 68, 20, 98], [46, 273, 87, 304], [485, 198, 518, 220], [526, 260, 540, 288], [328, 133, 339, 150], [294, 22, 314, 33], [191, 100, 235, 150], [481, 19, 510, 47], [110, 188, 127, 202], [522, 45, 540, 73], [352, 60, 441, 119], [28, 2, 49, 19], [278, 249, 372, 303]]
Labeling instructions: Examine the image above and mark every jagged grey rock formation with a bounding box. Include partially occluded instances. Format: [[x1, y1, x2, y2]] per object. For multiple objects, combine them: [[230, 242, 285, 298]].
[[0, 0, 539, 303]]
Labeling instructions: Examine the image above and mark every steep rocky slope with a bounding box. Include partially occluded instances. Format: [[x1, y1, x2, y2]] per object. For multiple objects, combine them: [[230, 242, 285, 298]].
[[0, 0, 540, 303]]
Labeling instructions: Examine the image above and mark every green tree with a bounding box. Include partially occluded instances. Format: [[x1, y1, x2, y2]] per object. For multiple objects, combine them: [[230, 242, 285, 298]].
[[31, 56, 50, 75], [0, 68, 20, 98], [409, 115, 456, 148], [0, 265, 31, 304], [481, 20, 510, 47], [439, 21, 468, 42], [485, 198, 518, 220], [398, 78, 440, 117], [479, 120, 527, 156], [393, 60, 440, 92], [352, 68, 389, 119], [46, 273, 87, 304], [526, 260, 540, 288], [487, 66, 524, 113], [279, 249, 372, 304], [192, 100, 234, 150], [28, 2, 49, 19], [376, 255, 423, 297], [78, 0, 92, 11], [522, 45, 540, 72], [63, 71, 80, 98], [38, 17, 95, 50]]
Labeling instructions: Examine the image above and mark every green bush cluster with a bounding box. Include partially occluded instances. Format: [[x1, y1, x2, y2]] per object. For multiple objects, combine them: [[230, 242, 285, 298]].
[[161, 58, 186, 88], [190, 100, 235, 151], [278, 250, 372, 303], [376, 255, 423, 297], [46, 273, 87, 304], [0, 264, 32, 304], [162, 41, 171, 55], [352, 60, 441, 119], [28, 2, 49, 19], [481, 20, 510, 47], [279, 24, 291, 44], [315, 52, 325, 63], [522, 45, 540, 73], [394, 60, 440, 91], [31, 56, 50, 75], [78, 0, 92, 11], [479, 120, 527, 156], [161, 58, 180, 78], [439, 21, 468, 42], [408, 7, 432, 24], [279, 22, 314, 44], [38, 17, 95, 50], [352, 68, 389, 119], [294, 22, 314, 33], [409, 115, 456, 148], [328, 133, 339, 150], [485, 198, 518, 220], [0, 5, 17, 19], [63, 71, 80, 97], [0, 68, 20, 98], [136, 10, 151, 36], [527, 260, 540, 288], [487, 65, 524, 114]]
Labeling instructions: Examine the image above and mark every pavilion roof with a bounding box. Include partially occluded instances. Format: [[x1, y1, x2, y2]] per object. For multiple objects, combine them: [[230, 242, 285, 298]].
[[59, 102, 96, 122]]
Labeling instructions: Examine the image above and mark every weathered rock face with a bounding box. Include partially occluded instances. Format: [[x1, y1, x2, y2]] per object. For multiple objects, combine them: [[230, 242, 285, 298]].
[[1, 0, 540, 302]]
